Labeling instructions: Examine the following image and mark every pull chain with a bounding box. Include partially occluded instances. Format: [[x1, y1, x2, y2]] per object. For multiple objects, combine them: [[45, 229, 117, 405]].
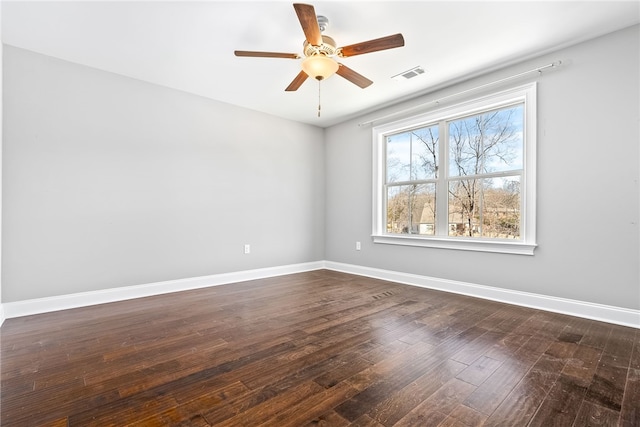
[[317, 80, 321, 117]]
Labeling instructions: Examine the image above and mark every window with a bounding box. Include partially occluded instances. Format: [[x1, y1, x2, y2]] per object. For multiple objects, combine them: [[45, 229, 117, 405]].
[[372, 84, 537, 255]]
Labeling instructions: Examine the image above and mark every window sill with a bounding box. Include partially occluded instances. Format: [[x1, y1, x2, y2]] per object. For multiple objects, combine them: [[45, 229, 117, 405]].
[[372, 234, 537, 255]]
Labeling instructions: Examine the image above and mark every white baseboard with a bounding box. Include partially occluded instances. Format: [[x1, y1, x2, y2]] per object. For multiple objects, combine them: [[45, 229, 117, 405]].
[[324, 261, 640, 329], [2, 260, 638, 329], [2, 261, 324, 320]]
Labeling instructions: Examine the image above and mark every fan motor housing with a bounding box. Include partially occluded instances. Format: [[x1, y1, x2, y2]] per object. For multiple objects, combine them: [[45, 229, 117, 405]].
[[303, 35, 337, 57]]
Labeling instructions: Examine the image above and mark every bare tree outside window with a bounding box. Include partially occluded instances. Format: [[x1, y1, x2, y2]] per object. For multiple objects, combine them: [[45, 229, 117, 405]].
[[386, 125, 438, 235], [448, 105, 523, 238]]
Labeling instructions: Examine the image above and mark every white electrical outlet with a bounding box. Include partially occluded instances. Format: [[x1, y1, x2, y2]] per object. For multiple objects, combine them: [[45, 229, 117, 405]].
[[244, 244, 251, 254], [356, 241, 361, 251]]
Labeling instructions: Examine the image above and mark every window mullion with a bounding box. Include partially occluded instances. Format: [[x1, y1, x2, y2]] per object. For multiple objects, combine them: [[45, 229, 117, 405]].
[[408, 132, 413, 233], [435, 121, 449, 236]]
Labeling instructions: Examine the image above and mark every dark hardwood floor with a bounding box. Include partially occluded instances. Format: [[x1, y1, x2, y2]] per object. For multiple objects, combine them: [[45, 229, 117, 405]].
[[1, 270, 638, 426]]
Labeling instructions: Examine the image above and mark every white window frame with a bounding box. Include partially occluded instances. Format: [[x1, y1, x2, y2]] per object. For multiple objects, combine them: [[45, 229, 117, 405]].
[[372, 83, 537, 255]]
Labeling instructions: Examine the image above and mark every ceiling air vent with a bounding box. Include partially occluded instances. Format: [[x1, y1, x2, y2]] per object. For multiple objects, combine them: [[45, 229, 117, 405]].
[[392, 66, 426, 81]]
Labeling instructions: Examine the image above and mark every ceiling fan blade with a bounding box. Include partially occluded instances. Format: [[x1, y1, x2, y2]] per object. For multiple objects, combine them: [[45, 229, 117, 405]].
[[285, 70, 309, 91], [336, 63, 373, 88], [338, 33, 405, 58], [293, 3, 322, 46], [235, 50, 300, 59]]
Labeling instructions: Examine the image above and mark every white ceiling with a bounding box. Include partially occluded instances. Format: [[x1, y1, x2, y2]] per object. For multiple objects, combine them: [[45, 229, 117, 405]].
[[2, 1, 639, 127]]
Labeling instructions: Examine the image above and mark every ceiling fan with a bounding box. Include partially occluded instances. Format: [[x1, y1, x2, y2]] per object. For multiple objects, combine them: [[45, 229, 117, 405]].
[[234, 3, 405, 92]]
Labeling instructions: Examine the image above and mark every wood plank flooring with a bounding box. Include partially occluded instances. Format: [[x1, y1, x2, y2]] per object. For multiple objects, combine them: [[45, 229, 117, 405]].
[[1, 270, 639, 426]]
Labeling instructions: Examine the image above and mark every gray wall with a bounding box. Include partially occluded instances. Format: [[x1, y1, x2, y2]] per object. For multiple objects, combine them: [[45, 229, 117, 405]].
[[3, 25, 638, 312], [2, 45, 325, 302], [0, 4, 3, 310], [325, 25, 640, 310]]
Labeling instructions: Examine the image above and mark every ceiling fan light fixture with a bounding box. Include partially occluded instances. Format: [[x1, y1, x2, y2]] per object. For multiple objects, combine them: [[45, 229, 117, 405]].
[[301, 55, 339, 80]]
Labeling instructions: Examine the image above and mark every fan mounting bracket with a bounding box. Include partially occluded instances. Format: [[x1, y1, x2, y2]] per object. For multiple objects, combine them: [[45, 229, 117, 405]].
[[317, 15, 329, 32]]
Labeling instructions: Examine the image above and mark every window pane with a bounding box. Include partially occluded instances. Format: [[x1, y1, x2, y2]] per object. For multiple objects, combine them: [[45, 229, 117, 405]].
[[448, 176, 521, 239], [411, 126, 439, 180], [386, 183, 436, 235], [414, 183, 436, 235], [448, 179, 481, 237], [482, 176, 521, 239], [387, 134, 410, 183], [386, 125, 439, 183], [448, 104, 523, 177]]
